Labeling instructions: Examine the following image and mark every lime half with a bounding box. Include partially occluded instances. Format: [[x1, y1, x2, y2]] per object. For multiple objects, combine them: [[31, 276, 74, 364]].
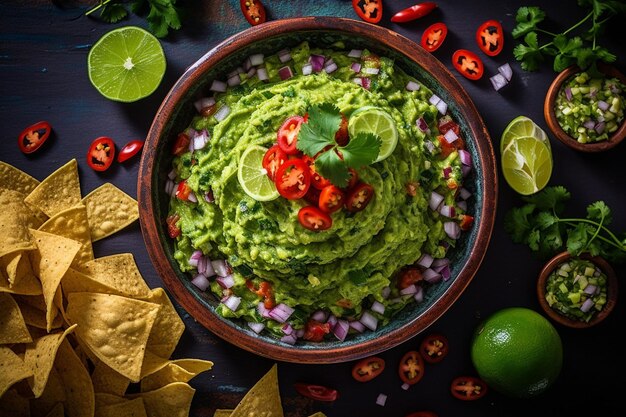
[[501, 136, 553, 195], [348, 106, 398, 162], [88, 26, 166, 102], [501, 116, 550, 153], [238, 145, 279, 201]]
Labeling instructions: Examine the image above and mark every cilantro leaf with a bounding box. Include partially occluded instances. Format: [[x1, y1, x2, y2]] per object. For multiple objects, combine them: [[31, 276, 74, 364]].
[[296, 103, 340, 156], [145, 0, 182, 38], [587, 201, 612, 225], [522, 186, 570, 212], [315, 150, 350, 187], [566, 223, 589, 255], [100, 3, 128, 23], [513, 32, 544, 71], [512, 6, 546, 39], [535, 211, 558, 229], [298, 123, 335, 156], [504, 204, 536, 243], [340, 132, 381, 169]]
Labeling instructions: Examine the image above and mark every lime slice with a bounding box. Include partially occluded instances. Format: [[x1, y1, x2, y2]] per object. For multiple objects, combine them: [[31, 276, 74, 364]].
[[88, 26, 166, 102], [348, 106, 398, 162], [238, 145, 279, 201], [501, 136, 553, 195], [501, 116, 550, 153]]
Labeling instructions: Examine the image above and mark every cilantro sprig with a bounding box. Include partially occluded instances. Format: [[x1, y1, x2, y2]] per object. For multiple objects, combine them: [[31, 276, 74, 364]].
[[512, 1, 625, 73], [504, 186, 626, 263], [297, 104, 381, 187], [86, 0, 182, 38]]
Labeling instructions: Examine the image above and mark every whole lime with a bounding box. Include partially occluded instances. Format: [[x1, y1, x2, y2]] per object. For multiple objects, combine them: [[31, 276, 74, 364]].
[[471, 307, 563, 398]]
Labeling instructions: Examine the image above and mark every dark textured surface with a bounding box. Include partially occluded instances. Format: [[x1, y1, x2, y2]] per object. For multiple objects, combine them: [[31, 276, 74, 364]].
[[1, 1, 625, 416]]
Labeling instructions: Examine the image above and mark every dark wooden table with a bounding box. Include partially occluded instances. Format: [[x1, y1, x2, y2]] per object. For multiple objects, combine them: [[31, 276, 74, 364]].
[[2, 1, 625, 416]]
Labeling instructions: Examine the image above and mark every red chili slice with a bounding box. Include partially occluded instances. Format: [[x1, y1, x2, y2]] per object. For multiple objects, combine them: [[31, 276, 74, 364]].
[[294, 383, 338, 401], [166, 214, 181, 238], [450, 376, 488, 400], [452, 49, 484, 81], [344, 182, 374, 212], [352, 0, 382, 24], [351, 356, 386, 382], [318, 185, 345, 214], [303, 155, 331, 190], [117, 140, 144, 163], [18, 121, 52, 154], [398, 350, 425, 385], [262, 145, 287, 181], [419, 334, 449, 363], [391, 2, 437, 23], [87, 136, 115, 172], [240, 0, 266, 25], [277, 115, 305, 155], [274, 158, 310, 200], [421, 22, 448, 53], [298, 206, 332, 231], [476, 19, 504, 57]]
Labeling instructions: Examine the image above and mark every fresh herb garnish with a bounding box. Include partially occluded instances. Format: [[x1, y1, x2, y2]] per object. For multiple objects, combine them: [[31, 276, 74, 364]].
[[297, 103, 381, 187], [86, 0, 182, 38], [504, 186, 626, 262], [512, 1, 625, 72]]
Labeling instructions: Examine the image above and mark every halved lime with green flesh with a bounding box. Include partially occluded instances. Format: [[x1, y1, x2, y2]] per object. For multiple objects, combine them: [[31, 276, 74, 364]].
[[88, 26, 166, 102], [501, 136, 553, 195], [238, 145, 279, 201], [348, 106, 398, 162], [501, 116, 550, 153]]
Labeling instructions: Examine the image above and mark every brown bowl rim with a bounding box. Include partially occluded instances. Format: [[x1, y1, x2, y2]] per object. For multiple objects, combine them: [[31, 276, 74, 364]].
[[537, 251, 618, 328], [543, 63, 626, 153], [137, 16, 498, 363]]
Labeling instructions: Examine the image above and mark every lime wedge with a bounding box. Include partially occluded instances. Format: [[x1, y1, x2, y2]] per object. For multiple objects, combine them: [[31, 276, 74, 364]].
[[238, 145, 279, 201], [348, 106, 398, 162], [88, 26, 166, 102], [501, 116, 550, 153], [501, 136, 553, 195]]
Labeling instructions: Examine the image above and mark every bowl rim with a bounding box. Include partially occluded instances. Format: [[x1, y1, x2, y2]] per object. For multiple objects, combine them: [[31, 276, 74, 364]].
[[137, 16, 498, 363], [543, 63, 626, 153], [536, 251, 618, 328]]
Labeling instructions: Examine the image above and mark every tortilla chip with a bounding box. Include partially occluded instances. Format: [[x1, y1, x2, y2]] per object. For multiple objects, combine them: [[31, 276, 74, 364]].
[[0, 293, 32, 344], [144, 288, 185, 358], [0, 188, 36, 258], [14, 295, 62, 330], [24, 159, 81, 218], [0, 389, 30, 417], [0, 161, 39, 195], [231, 364, 283, 417], [96, 397, 148, 417], [78, 254, 150, 298], [0, 347, 33, 397], [38, 205, 94, 268], [23, 324, 77, 397], [24, 201, 49, 229], [62, 268, 122, 296], [65, 292, 161, 382], [81, 183, 139, 242], [213, 410, 234, 417], [139, 350, 170, 380], [3, 251, 23, 287], [307, 413, 328, 417], [131, 382, 195, 417], [28, 229, 81, 331], [91, 359, 131, 396], [54, 339, 95, 417], [0, 254, 42, 296], [95, 393, 127, 408], [44, 403, 64, 417], [140, 359, 213, 392], [29, 367, 66, 417]]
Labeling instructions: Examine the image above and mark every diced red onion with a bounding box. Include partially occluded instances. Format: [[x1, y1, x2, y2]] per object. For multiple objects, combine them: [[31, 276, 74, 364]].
[[414, 286, 424, 303], [353, 77, 363, 87], [400, 284, 418, 295], [223, 295, 241, 312], [351, 62, 362, 72], [295, 328, 305, 338], [490, 73, 508, 91], [376, 393, 387, 406], [327, 314, 337, 328], [212, 260, 229, 277], [165, 180, 174, 195], [583, 120, 596, 130], [184, 127, 196, 138], [458, 149, 472, 166], [443, 166, 452, 179], [256, 67, 269, 81], [311, 310, 327, 322], [594, 121, 606, 134], [371, 301, 385, 315], [324, 57, 335, 67], [210, 80, 227, 93], [439, 204, 455, 218], [401, 383, 410, 391], [257, 302, 271, 318], [197, 256, 207, 275], [204, 259, 216, 278], [429, 94, 441, 106], [361, 77, 371, 90], [214, 105, 231, 122], [277, 49, 292, 63], [348, 49, 363, 58], [429, 191, 444, 211], [363, 67, 380, 75], [597, 115, 605, 123], [188, 250, 203, 267], [417, 253, 434, 268], [204, 190, 214, 203], [191, 274, 210, 291], [187, 191, 198, 203], [458, 187, 472, 200], [309, 54, 325, 72], [610, 84, 621, 94], [589, 88, 598, 98], [498, 62, 513, 82], [243, 57, 252, 72], [432, 258, 449, 268], [381, 286, 391, 299], [422, 268, 442, 284], [246, 67, 257, 78], [443, 129, 458, 143], [301, 63, 313, 76], [193, 130, 209, 150], [349, 320, 366, 333], [168, 168, 177, 180], [462, 165, 471, 177], [278, 66, 294, 80], [444, 221, 461, 239], [227, 74, 241, 87], [333, 319, 349, 342], [457, 200, 468, 212], [188, 135, 195, 152], [406, 80, 420, 91], [565, 87, 573, 102], [324, 62, 338, 74], [216, 274, 235, 289], [580, 298, 595, 313], [249, 53, 264, 66], [416, 117, 429, 133], [583, 284, 597, 295], [424, 140, 435, 153], [436, 100, 448, 115], [598, 100, 610, 111], [247, 322, 265, 334], [194, 97, 216, 113], [268, 303, 294, 323], [282, 323, 293, 335], [280, 334, 297, 345], [360, 311, 378, 331]]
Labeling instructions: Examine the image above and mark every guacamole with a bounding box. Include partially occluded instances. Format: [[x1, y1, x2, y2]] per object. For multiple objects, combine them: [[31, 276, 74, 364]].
[[167, 42, 471, 341]]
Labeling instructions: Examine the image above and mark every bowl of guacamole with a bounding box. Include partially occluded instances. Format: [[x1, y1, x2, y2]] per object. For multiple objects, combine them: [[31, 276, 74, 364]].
[[138, 17, 497, 363]]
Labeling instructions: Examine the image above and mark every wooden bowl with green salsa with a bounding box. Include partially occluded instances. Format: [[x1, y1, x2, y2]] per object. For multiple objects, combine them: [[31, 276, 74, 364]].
[[137, 17, 497, 363]]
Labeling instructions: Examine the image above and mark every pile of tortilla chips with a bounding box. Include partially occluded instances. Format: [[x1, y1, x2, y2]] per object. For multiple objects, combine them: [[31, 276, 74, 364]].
[[0, 160, 213, 417]]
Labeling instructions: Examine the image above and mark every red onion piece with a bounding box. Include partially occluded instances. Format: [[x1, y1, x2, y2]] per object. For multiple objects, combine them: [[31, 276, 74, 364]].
[[444, 221, 461, 239], [443, 129, 458, 143], [211, 260, 229, 277], [441, 265, 451, 281], [327, 314, 338, 328], [189, 250, 203, 266], [223, 295, 241, 312], [381, 286, 391, 299], [429, 191, 444, 211], [295, 328, 305, 338], [243, 57, 252, 71], [583, 284, 597, 295], [351, 62, 362, 72], [594, 121, 606, 134], [583, 120, 596, 130], [458, 149, 472, 166], [268, 303, 294, 323], [187, 191, 198, 203], [375, 393, 387, 406], [280, 334, 297, 345], [311, 310, 327, 322], [363, 67, 380, 75], [257, 302, 271, 318], [282, 323, 293, 335], [429, 94, 441, 106], [414, 286, 424, 303], [443, 166, 452, 179], [422, 268, 442, 284], [204, 259, 216, 278], [309, 54, 325, 72], [216, 274, 235, 289], [353, 77, 363, 87], [227, 74, 241, 87], [400, 284, 418, 295], [210, 80, 227, 93], [277, 49, 292, 63], [324, 62, 338, 74], [490, 73, 508, 91], [457, 200, 467, 212], [436, 100, 448, 115], [461, 165, 471, 177], [459, 187, 472, 200], [246, 67, 257, 78], [598, 100, 610, 111], [165, 180, 174, 195], [371, 301, 385, 315], [361, 77, 371, 90], [204, 190, 214, 203], [580, 298, 595, 313], [194, 97, 216, 113], [417, 117, 430, 132], [424, 140, 435, 153], [256, 67, 269, 81], [565, 86, 573, 102], [417, 253, 434, 268], [333, 319, 349, 342], [168, 168, 177, 180], [214, 105, 231, 122], [247, 321, 265, 334], [278, 66, 294, 80], [348, 49, 363, 58], [432, 258, 450, 268], [360, 311, 378, 331], [589, 88, 598, 98], [406, 80, 420, 91], [439, 204, 455, 218], [249, 53, 264, 66], [301, 63, 313, 76], [191, 274, 210, 291], [349, 320, 366, 333], [498, 62, 513, 82], [197, 256, 207, 275], [193, 130, 209, 150], [401, 383, 410, 391]]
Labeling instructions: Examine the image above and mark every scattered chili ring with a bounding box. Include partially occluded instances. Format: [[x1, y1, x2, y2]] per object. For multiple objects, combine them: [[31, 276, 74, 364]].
[[351, 356, 386, 382], [345, 182, 374, 212], [87, 136, 115, 172], [117, 140, 144, 163], [277, 115, 304, 155], [352, 0, 383, 24], [294, 383, 338, 402], [421, 22, 448, 53], [419, 334, 449, 363], [452, 49, 484, 81], [391, 2, 437, 23], [398, 350, 425, 385], [18, 121, 52, 154], [240, 0, 266, 26], [298, 206, 332, 231], [450, 376, 488, 400], [275, 158, 310, 200], [476, 19, 504, 57], [262, 145, 287, 181], [318, 185, 345, 214]]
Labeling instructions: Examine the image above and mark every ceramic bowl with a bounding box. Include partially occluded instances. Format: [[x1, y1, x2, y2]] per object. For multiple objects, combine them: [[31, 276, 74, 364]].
[[544, 64, 626, 152], [137, 17, 497, 363], [537, 252, 618, 328]]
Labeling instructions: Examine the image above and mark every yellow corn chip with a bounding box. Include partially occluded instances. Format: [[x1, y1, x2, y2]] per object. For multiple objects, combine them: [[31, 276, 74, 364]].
[[28, 229, 81, 331], [62, 268, 121, 296], [29, 367, 66, 417], [81, 183, 139, 242], [213, 410, 234, 417], [78, 254, 150, 298], [230, 364, 283, 417], [91, 358, 131, 397], [140, 359, 213, 392], [131, 382, 195, 417], [0, 389, 30, 417], [139, 350, 170, 380], [0, 346, 34, 397], [0, 253, 42, 296], [144, 288, 185, 358], [38, 205, 94, 268], [0, 161, 39, 195], [95, 393, 127, 408], [14, 295, 62, 330], [308, 413, 328, 417], [23, 324, 76, 397], [0, 293, 32, 344], [96, 397, 148, 417], [0, 188, 36, 258], [54, 339, 95, 417], [24, 159, 81, 218], [44, 403, 64, 417], [66, 292, 161, 382]]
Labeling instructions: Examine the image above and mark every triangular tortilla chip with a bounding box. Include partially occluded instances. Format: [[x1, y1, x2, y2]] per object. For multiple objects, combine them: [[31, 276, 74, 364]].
[[44, 403, 64, 417], [144, 288, 185, 358], [62, 268, 122, 296], [0, 346, 34, 397], [28, 229, 81, 331], [0, 161, 39, 195], [14, 295, 62, 330], [38, 205, 94, 268], [0, 254, 42, 296], [95, 393, 127, 408], [130, 382, 195, 417], [0, 293, 32, 344], [91, 358, 131, 396], [213, 410, 233, 417], [0, 389, 30, 417], [29, 367, 66, 417], [139, 350, 170, 380], [231, 364, 283, 417], [96, 397, 148, 417], [77, 254, 150, 298], [307, 413, 327, 417], [3, 251, 23, 287], [24, 159, 81, 218], [0, 188, 36, 258], [65, 292, 161, 382], [81, 183, 139, 241], [23, 324, 76, 397], [140, 359, 213, 392], [54, 339, 95, 417]]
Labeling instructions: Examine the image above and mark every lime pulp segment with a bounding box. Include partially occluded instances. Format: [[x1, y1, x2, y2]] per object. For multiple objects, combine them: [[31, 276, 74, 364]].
[[238, 146, 279, 201], [501, 115, 550, 153], [348, 107, 398, 162], [501, 136, 553, 195]]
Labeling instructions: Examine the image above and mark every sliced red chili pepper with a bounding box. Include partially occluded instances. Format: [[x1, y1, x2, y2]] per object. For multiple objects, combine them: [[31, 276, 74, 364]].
[[172, 132, 190, 156], [262, 145, 287, 181], [391, 2, 437, 23], [303, 319, 331, 342], [451, 376, 488, 400], [452, 49, 484, 81], [476, 19, 504, 57], [345, 182, 374, 213], [87, 136, 116, 172], [419, 334, 449, 363], [318, 185, 344, 214], [294, 382, 338, 402], [421, 22, 448, 53], [303, 155, 331, 190], [342, 168, 359, 191], [117, 140, 144, 163], [303, 186, 322, 206], [397, 268, 423, 290], [175, 180, 193, 201], [352, 0, 383, 24], [398, 350, 425, 385], [335, 113, 349, 146], [406, 412, 438, 417], [275, 158, 310, 200], [298, 206, 332, 232], [166, 214, 181, 238], [18, 121, 52, 154], [277, 115, 305, 155], [459, 214, 474, 231], [351, 356, 385, 382], [240, 0, 266, 26]]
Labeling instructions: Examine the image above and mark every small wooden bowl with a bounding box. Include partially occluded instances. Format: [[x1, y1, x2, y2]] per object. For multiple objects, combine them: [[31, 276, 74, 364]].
[[544, 64, 626, 152], [537, 252, 618, 328]]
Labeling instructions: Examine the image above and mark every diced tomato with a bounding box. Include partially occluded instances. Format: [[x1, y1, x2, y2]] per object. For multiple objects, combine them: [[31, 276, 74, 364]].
[[345, 183, 374, 213], [318, 185, 344, 213], [175, 180, 193, 201], [459, 214, 474, 231], [277, 115, 304, 155], [335, 113, 349, 146], [352, 0, 383, 24], [87, 136, 115, 172], [246, 280, 276, 309], [240, 0, 266, 25], [437, 135, 466, 158], [303, 319, 331, 342], [419, 334, 449, 363], [172, 132, 190, 156], [294, 383, 338, 402], [262, 145, 287, 181], [398, 350, 425, 385], [298, 206, 332, 231], [166, 214, 181, 238], [452, 49, 484, 81], [397, 268, 423, 290], [476, 19, 504, 57], [274, 158, 310, 200], [450, 376, 488, 400], [352, 356, 385, 382], [438, 116, 460, 136], [421, 22, 448, 52], [18, 121, 52, 154]]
